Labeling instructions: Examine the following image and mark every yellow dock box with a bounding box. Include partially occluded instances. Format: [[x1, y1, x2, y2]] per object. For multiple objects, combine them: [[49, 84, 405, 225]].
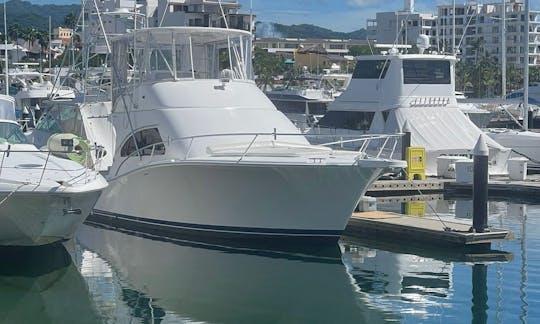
[[406, 146, 426, 180], [405, 201, 426, 217]]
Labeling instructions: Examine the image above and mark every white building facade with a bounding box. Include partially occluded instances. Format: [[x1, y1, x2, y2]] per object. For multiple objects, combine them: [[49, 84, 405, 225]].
[[367, 0, 539, 68], [367, 1, 437, 47], [436, 0, 540, 67]]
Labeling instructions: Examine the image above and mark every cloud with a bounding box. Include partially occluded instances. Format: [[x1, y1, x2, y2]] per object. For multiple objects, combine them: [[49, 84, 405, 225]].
[[346, 0, 380, 8]]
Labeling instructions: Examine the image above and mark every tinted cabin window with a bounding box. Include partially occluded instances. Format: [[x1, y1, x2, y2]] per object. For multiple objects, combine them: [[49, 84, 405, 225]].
[[352, 60, 390, 79], [121, 128, 165, 157], [403, 60, 451, 84], [317, 111, 375, 131]]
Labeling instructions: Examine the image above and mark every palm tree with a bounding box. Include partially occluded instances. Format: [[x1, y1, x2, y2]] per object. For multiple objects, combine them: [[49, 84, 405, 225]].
[[64, 13, 78, 29]]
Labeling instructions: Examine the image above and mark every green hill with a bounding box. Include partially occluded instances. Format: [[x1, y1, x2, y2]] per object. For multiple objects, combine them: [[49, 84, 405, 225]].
[[0, 0, 80, 31], [256, 22, 367, 40]]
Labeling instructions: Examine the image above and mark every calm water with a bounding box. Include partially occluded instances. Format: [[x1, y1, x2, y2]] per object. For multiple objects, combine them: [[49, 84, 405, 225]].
[[1, 199, 539, 323]]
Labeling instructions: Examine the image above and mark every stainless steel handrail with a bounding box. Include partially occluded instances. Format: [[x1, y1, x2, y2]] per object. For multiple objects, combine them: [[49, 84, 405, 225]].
[[113, 132, 405, 176]]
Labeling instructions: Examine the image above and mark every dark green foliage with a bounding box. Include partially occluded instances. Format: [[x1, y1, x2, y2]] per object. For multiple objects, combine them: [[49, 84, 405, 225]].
[[253, 47, 286, 89], [0, 0, 80, 31]]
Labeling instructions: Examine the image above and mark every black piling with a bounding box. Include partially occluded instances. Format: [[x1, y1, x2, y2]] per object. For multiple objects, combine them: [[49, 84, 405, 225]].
[[401, 121, 411, 161], [473, 135, 489, 233]]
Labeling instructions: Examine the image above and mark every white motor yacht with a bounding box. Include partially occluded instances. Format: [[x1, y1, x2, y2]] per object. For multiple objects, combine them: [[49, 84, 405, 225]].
[[0, 118, 107, 246], [309, 50, 510, 176], [4, 64, 76, 126], [90, 27, 405, 239]]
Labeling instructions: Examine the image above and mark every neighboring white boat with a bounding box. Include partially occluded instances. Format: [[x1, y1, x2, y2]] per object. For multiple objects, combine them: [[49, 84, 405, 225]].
[[0, 118, 107, 246], [454, 91, 493, 128], [3, 64, 76, 126], [309, 50, 510, 176], [90, 27, 405, 239], [266, 67, 352, 131], [485, 128, 540, 166], [506, 83, 540, 105]]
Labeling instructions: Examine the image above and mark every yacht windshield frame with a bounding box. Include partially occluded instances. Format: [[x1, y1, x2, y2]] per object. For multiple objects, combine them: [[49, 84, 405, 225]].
[[112, 27, 253, 89]]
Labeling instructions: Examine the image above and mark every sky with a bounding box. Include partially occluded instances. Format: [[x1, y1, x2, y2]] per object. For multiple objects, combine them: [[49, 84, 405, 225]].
[[240, 0, 540, 32], [24, 0, 540, 33]]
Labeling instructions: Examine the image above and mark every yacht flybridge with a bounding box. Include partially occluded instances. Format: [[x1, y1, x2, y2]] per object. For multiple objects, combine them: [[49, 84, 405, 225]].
[[91, 27, 405, 238], [310, 51, 511, 176]]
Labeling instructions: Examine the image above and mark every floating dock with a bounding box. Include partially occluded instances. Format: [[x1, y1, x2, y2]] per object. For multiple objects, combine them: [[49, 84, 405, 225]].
[[367, 179, 446, 195], [367, 174, 540, 203], [344, 211, 513, 247]]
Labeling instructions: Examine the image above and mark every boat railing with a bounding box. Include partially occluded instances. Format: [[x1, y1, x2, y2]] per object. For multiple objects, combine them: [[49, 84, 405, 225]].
[[0, 146, 102, 186], [114, 132, 403, 176]]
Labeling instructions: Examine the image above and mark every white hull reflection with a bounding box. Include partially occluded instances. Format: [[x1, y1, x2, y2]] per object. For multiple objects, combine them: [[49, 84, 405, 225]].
[[75, 223, 400, 323]]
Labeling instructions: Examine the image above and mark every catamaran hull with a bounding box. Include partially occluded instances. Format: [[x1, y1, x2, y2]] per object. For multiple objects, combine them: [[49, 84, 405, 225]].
[[93, 162, 387, 239], [0, 190, 103, 246]]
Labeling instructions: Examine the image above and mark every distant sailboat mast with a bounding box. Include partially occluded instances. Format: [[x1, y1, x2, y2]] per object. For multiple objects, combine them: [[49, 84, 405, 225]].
[[524, 0, 529, 131], [3, 1, 8, 95]]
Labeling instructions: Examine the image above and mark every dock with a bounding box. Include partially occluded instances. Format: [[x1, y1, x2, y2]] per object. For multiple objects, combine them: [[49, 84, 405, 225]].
[[367, 179, 446, 195], [344, 211, 513, 247], [367, 174, 540, 203]]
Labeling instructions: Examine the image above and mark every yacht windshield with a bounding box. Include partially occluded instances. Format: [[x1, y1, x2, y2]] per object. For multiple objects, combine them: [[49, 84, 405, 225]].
[[35, 105, 87, 138], [352, 60, 389, 79], [403, 60, 451, 84], [0, 122, 27, 144]]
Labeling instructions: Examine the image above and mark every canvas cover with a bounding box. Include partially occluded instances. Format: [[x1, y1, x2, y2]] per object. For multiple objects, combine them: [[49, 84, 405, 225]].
[[382, 107, 510, 175]]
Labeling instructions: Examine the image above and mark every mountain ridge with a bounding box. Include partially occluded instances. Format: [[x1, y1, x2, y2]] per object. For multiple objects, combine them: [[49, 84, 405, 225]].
[[255, 22, 367, 40], [0, 1, 367, 41]]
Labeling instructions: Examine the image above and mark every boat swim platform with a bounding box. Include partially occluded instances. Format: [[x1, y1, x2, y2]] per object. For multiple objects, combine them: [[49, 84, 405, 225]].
[[344, 211, 513, 247]]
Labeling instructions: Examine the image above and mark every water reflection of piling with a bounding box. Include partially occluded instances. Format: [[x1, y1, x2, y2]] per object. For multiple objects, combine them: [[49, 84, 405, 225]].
[[471, 264, 488, 324]]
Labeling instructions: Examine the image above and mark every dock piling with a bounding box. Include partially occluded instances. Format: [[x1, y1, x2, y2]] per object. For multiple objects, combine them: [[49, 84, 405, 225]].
[[401, 121, 411, 161], [473, 135, 489, 233]]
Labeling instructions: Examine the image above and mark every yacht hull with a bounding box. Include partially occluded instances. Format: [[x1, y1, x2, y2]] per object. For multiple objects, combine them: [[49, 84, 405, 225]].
[[93, 161, 385, 238], [0, 190, 103, 246]]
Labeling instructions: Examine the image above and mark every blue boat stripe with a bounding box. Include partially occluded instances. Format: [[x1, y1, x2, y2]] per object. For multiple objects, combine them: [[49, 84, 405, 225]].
[[92, 209, 342, 236]]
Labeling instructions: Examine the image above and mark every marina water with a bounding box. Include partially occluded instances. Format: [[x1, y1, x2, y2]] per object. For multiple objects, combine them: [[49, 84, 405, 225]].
[[0, 198, 538, 323]]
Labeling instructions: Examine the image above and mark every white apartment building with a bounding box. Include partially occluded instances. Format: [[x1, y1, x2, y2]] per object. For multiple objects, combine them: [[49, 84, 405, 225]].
[[437, 0, 540, 67], [367, 1, 539, 67], [150, 0, 252, 30], [83, 0, 252, 53], [367, 0, 437, 47]]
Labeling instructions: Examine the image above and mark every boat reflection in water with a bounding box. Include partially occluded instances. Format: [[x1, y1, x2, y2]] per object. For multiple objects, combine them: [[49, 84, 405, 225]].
[[0, 244, 102, 323], [74, 222, 401, 323]]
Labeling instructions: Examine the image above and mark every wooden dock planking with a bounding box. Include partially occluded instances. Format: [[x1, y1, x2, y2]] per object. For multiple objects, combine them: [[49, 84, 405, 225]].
[[345, 211, 513, 246]]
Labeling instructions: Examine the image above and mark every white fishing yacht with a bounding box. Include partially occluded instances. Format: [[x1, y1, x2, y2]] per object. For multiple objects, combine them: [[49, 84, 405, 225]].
[[89, 27, 405, 239], [0, 116, 107, 246], [309, 47, 510, 176]]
